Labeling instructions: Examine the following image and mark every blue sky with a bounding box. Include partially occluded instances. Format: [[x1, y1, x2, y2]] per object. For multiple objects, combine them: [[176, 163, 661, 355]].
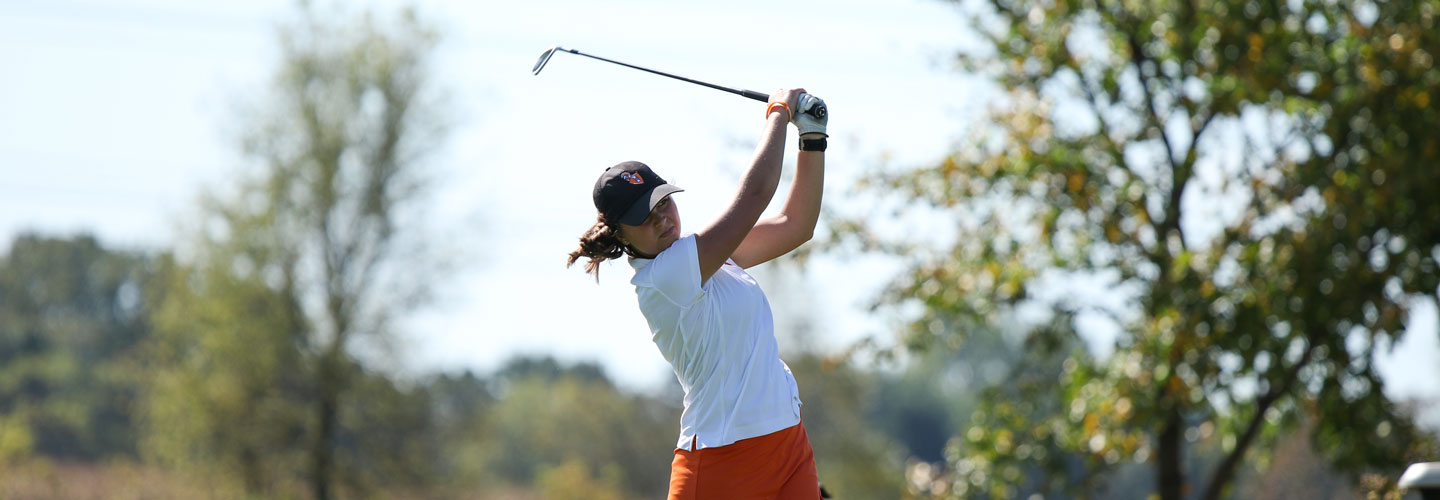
[[2, 0, 1435, 426]]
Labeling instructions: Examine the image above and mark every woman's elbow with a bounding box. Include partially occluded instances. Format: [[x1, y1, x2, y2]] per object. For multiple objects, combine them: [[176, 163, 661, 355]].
[[800, 215, 820, 242], [795, 227, 815, 245]]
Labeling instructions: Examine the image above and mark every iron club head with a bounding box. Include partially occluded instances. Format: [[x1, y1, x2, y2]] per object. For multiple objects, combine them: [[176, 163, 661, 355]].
[[532, 46, 560, 75]]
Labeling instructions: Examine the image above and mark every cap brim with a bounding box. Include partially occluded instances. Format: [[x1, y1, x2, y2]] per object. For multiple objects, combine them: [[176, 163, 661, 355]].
[[617, 184, 684, 226]]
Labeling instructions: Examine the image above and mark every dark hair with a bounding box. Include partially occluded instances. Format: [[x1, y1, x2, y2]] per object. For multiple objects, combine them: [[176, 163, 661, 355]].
[[566, 213, 636, 281]]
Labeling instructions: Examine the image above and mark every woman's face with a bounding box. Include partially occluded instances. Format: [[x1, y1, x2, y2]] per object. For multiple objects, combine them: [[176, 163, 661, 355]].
[[619, 195, 681, 258]]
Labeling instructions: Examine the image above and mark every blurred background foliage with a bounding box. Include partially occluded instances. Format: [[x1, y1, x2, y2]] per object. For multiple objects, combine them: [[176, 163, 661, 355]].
[[2, 0, 1438, 498], [0, 230, 939, 498]]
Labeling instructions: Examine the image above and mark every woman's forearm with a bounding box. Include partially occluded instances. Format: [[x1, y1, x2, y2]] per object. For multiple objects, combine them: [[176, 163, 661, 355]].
[[734, 113, 789, 207], [778, 149, 824, 241], [695, 94, 800, 281]]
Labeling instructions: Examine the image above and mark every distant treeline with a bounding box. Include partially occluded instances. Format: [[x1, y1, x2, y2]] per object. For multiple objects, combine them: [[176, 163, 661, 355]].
[[0, 232, 939, 498]]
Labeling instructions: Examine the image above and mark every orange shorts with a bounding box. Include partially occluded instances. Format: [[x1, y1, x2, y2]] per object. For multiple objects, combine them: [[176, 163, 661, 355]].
[[667, 423, 821, 500]]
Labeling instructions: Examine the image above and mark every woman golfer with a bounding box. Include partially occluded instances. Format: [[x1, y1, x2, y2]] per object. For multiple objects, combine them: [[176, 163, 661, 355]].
[[567, 88, 828, 499]]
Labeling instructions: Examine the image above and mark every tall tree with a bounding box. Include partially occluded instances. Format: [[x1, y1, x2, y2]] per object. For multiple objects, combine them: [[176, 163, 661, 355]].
[[145, 5, 449, 498], [843, 0, 1440, 497]]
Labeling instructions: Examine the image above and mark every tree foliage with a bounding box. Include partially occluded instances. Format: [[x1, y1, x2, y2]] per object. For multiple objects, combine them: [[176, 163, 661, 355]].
[[0, 234, 153, 462], [843, 0, 1440, 497], [468, 357, 677, 497], [144, 245, 311, 494]]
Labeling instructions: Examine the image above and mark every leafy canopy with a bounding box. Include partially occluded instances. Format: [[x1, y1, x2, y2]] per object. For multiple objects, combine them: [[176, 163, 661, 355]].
[[842, 0, 1440, 497]]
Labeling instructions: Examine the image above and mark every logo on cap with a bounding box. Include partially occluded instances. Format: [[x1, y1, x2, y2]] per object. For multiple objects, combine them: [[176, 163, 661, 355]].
[[620, 172, 644, 185]]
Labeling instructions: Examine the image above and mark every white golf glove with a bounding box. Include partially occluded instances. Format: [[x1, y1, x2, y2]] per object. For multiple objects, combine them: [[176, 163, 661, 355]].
[[793, 93, 828, 138]]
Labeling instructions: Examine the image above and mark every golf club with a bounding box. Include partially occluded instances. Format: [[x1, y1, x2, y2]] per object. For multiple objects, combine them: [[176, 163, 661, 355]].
[[533, 46, 769, 102], [533, 46, 826, 122]]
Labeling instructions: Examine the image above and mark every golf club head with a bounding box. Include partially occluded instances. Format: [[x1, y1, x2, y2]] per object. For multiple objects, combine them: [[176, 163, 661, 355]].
[[532, 46, 560, 75]]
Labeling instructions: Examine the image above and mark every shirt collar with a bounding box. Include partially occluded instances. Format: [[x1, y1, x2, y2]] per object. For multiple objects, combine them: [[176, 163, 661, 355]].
[[629, 234, 691, 271], [628, 255, 651, 270]]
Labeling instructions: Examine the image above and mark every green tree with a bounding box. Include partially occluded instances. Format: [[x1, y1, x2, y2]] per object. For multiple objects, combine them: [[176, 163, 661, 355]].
[[843, 0, 1440, 497], [144, 5, 450, 498], [415, 369, 494, 489], [145, 247, 310, 495], [0, 234, 154, 462], [534, 458, 630, 500], [467, 357, 678, 498], [332, 367, 439, 493]]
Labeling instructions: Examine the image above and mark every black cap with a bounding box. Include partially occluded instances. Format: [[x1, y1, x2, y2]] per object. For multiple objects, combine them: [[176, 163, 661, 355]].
[[593, 161, 684, 226]]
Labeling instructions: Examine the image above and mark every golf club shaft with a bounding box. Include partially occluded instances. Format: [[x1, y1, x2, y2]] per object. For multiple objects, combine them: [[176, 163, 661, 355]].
[[560, 48, 769, 102]]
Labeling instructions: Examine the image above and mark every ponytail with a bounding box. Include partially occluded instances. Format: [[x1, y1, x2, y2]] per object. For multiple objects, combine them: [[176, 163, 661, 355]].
[[566, 214, 632, 281]]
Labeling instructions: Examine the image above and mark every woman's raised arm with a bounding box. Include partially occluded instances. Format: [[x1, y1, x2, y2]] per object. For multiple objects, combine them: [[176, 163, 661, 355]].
[[693, 88, 805, 284], [731, 93, 827, 268]]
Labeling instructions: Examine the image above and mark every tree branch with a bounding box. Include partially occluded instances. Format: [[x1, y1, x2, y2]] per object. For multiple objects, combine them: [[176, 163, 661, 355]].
[[1076, 63, 1168, 268], [1127, 33, 1191, 248], [1199, 339, 1317, 500], [1077, 67, 1138, 179]]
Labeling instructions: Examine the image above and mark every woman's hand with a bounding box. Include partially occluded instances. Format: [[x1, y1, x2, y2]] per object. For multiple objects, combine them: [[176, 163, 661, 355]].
[[792, 93, 827, 138], [766, 88, 806, 121]]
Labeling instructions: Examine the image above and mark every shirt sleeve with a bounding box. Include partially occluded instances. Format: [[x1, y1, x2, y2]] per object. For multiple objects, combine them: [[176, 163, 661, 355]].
[[647, 234, 704, 307]]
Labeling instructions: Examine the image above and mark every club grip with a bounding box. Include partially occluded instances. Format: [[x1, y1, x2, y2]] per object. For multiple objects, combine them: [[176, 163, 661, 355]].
[[740, 89, 769, 102]]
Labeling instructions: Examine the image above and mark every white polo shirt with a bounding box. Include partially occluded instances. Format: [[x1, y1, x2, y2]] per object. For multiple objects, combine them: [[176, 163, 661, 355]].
[[630, 234, 802, 451]]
